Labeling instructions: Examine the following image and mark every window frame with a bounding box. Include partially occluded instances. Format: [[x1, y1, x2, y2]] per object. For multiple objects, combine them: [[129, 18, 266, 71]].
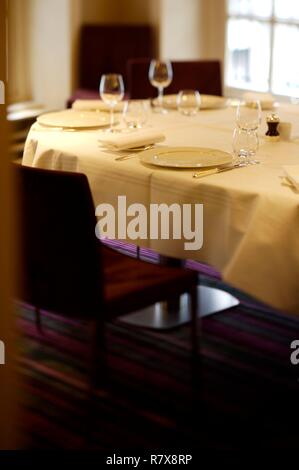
[[224, 0, 299, 99]]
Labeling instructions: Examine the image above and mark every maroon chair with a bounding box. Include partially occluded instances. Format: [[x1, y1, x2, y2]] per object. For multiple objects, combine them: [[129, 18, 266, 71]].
[[67, 24, 154, 107], [127, 58, 223, 99], [16, 165, 199, 394]]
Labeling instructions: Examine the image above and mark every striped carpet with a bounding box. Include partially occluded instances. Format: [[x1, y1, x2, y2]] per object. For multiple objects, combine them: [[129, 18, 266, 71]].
[[17, 243, 299, 450]]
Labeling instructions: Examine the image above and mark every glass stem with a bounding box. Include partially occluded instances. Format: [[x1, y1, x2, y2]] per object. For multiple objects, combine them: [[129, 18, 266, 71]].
[[246, 130, 252, 165], [110, 107, 114, 131], [158, 87, 163, 108]]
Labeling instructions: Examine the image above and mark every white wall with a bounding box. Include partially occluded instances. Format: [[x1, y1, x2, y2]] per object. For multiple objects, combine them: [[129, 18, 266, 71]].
[[29, 0, 73, 109], [159, 0, 225, 61], [160, 0, 202, 60]]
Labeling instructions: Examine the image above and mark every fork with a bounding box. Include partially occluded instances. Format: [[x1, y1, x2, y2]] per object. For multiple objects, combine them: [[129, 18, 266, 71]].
[[114, 144, 155, 161]]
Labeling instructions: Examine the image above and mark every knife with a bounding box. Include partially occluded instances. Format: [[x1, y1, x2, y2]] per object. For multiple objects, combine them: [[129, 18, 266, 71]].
[[192, 162, 245, 178]]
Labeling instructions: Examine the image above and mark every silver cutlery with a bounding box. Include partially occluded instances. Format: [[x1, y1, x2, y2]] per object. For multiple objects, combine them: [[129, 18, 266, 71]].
[[114, 144, 155, 161], [192, 162, 245, 179], [282, 176, 299, 193]]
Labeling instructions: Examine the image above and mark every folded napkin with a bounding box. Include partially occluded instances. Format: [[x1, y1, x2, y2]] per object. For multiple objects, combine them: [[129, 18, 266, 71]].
[[72, 99, 125, 112], [98, 129, 165, 151], [282, 165, 299, 190], [243, 92, 275, 110]]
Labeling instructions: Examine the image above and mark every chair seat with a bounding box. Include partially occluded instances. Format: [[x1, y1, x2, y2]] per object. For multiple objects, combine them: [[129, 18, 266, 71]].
[[66, 89, 99, 108], [102, 246, 198, 317], [127, 59, 222, 99]]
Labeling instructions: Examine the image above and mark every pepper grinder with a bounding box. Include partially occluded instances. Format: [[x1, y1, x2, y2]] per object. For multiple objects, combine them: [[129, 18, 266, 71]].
[[265, 113, 280, 142]]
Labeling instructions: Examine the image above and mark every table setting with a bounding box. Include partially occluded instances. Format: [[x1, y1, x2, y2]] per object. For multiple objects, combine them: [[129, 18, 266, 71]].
[[22, 61, 299, 315]]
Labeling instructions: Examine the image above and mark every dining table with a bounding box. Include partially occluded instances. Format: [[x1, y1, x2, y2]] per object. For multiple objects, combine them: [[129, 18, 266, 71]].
[[22, 99, 299, 316]]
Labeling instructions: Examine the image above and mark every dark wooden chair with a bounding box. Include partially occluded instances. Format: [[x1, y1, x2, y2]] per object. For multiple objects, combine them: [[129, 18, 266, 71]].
[[67, 24, 154, 107], [127, 58, 223, 99], [15, 165, 199, 394]]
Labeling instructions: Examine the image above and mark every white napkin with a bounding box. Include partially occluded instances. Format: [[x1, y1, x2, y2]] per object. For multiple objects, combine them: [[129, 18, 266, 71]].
[[98, 129, 165, 150], [243, 92, 275, 110], [282, 165, 299, 190], [72, 99, 125, 112]]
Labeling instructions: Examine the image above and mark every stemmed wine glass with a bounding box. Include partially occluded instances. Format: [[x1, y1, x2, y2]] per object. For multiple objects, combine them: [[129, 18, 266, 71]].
[[148, 60, 173, 113], [99, 74, 124, 132], [233, 100, 262, 165]]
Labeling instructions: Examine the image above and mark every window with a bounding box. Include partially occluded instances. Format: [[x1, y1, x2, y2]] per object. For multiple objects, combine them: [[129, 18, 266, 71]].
[[225, 0, 299, 97]]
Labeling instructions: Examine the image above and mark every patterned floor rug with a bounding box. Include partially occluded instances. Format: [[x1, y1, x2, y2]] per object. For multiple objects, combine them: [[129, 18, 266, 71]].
[[17, 243, 299, 450]]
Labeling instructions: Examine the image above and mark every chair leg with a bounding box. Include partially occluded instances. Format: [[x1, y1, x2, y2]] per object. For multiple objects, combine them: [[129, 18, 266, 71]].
[[189, 284, 202, 447], [190, 285, 200, 359], [34, 307, 43, 334], [89, 318, 108, 391]]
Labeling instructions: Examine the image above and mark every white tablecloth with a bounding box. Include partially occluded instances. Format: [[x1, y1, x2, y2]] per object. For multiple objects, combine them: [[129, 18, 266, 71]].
[[22, 105, 299, 314]]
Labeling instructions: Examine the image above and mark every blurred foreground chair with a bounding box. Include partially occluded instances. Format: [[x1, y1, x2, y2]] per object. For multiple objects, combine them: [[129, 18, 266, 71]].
[[127, 59, 222, 99], [15, 165, 199, 394], [67, 24, 154, 107]]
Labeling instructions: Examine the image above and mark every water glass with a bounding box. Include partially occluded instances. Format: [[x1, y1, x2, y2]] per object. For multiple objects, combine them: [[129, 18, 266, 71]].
[[148, 59, 173, 113], [177, 90, 201, 116], [236, 100, 261, 131], [99, 74, 125, 132], [123, 100, 149, 129], [232, 128, 259, 165]]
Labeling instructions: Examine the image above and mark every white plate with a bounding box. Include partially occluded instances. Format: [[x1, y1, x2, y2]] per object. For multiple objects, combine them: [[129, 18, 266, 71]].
[[152, 94, 227, 110], [245, 100, 278, 111], [37, 110, 111, 129], [140, 146, 232, 168], [72, 100, 125, 112]]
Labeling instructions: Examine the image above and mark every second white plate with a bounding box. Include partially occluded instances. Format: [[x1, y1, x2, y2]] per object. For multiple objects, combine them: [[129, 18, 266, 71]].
[[152, 94, 227, 110], [140, 147, 232, 169], [37, 110, 111, 129]]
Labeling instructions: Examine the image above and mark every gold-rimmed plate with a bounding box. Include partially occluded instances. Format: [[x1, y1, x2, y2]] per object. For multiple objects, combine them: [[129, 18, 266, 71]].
[[37, 110, 111, 129]]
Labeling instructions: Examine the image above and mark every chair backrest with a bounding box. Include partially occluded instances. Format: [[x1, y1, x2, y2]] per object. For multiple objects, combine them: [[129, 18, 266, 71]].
[[79, 24, 154, 91], [15, 165, 104, 319], [127, 59, 223, 99]]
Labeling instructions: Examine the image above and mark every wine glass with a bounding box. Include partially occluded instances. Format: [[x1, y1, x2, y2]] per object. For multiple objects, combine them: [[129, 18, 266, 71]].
[[232, 128, 259, 166], [177, 90, 201, 116], [236, 100, 261, 131], [123, 100, 149, 129], [148, 59, 173, 113], [99, 74, 125, 132], [235, 100, 261, 164]]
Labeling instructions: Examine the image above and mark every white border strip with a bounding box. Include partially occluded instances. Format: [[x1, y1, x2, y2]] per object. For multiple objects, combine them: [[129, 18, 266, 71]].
[[0, 341, 5, 365], [0, 81, 4, 104]]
